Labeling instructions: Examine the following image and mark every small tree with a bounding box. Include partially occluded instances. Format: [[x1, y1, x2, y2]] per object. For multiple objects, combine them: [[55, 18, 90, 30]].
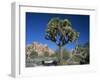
[[45, 18, 79, 64]]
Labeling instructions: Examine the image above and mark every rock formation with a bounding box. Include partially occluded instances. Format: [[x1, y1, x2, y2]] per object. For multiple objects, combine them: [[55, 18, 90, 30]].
[[26, 42, 54, 57]]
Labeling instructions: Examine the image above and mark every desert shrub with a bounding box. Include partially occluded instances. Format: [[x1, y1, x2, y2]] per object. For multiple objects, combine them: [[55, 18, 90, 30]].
[[72, 42, 89, 64], [30, 50, 38, 58], [63, 48, 70, 60], [59, 59, 68, 65], [44, 51, 49, 57]]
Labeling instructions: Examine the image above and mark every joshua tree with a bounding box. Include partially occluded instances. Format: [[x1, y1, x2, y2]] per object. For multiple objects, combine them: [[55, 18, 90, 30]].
[[45, 17, 79, 64]]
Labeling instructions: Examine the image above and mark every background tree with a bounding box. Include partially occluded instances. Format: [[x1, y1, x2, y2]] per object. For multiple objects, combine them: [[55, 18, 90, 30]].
[[45, 17, 79, 64]]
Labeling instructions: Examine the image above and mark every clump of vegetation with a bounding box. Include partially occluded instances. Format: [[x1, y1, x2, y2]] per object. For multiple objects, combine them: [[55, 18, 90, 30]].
[[71, 42, 89, 64], [44, 51, 49, 57], [63, 48, 70, 60], [30, 50, 38, 58]]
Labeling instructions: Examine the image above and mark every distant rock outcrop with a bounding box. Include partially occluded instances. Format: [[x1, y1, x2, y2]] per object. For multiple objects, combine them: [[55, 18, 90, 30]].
[[26, 42, 54, 58]]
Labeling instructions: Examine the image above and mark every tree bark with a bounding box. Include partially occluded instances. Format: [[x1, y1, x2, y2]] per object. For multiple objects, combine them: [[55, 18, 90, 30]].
[[59, 46, 63, 63]]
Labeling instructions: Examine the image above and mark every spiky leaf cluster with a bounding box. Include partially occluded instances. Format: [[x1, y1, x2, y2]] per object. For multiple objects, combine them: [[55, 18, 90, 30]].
[[45, 17, 79, 46]]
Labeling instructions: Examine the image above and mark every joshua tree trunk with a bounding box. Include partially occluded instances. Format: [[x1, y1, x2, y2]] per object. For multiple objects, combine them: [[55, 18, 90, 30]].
[[59, 46, 63, 63]]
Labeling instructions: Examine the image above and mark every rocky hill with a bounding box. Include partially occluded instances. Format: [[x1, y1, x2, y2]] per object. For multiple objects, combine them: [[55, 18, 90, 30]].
[[26, 42, 54, 58]]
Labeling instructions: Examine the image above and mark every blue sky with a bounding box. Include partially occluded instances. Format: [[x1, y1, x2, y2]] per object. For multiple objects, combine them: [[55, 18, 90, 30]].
[[26, 12, 89, 51]]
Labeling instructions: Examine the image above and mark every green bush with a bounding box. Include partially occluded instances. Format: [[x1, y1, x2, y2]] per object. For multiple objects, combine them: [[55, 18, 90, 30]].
[[44, 51, 49, 57], [72, 42, 90, 64], [30, 50, 38, 58], [63, 48, 70, 60]]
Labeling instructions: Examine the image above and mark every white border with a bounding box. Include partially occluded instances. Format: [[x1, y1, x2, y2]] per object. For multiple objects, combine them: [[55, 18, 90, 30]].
[[11, 2, 96, 78]]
